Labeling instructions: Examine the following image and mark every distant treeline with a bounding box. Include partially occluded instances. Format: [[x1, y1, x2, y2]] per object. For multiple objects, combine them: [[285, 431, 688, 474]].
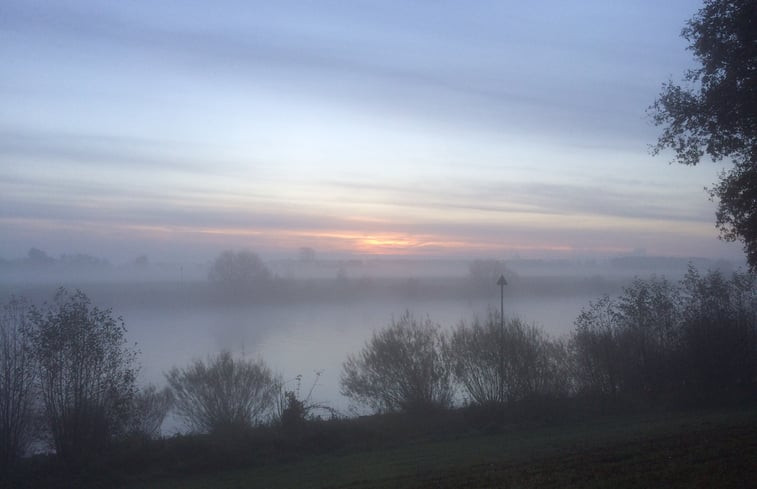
[[2, 250, 631, 308]]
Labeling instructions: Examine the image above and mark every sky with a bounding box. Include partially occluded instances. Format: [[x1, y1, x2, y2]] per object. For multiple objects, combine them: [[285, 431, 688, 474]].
[[0, 0, 747, 264]]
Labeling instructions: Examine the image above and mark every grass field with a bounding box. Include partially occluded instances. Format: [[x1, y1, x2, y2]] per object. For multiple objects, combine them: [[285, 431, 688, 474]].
[[130, 406, 757, 489]]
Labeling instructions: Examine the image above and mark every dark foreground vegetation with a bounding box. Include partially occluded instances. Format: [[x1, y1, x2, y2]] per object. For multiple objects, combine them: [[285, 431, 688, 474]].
[[1, 266, 756, 488], [7, 403, 757, 488]]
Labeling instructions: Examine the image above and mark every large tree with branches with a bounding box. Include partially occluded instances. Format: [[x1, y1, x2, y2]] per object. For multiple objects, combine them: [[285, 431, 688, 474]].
[[650, 0, 756, 268]]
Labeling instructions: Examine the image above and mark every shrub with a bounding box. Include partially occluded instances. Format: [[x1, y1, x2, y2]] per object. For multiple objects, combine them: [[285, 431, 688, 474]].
[[340, 312, 454, 414], [128, 384, 173, 439], [571, 268, 757, 404], [26, 288, 138, 465], [166, 351, 277, 434], [571, 295, 622, 398], [276, 372, 337, 432], [0, 297, 37, 470], [678, 267, 757, 400], [450, 312, 569, 406]]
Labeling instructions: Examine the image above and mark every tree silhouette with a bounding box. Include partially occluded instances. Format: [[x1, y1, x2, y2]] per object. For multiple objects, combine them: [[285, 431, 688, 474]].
[[650, 0, 757, 269], [208, 250, 272, 299], [340, 312, 453, 414], [27, 289, 138, 465], [166, 351, 277, 434], [0, 298, 36, 470], [450, 313, 569, 406]]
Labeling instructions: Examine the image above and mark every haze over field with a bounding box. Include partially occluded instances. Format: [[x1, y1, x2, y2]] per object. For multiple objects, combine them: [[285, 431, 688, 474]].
[[0, 0, 747, 265]]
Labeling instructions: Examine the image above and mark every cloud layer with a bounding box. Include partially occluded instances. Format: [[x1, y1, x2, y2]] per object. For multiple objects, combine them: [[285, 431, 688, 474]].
[[0, 0, 744, 263]]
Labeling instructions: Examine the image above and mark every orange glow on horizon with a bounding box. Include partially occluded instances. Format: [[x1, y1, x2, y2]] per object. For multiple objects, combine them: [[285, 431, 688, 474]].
[[2, 216, 715, 259]]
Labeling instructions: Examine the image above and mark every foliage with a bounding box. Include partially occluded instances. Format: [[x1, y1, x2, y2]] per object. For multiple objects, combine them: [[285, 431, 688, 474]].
[[678, 266, 757, 398], [650, 0, 757, 269], [0, 297, 37, 470], [572, 269, 757, 403], [573, 277, 682, 400], [277, 371, 338, 431], [128, 384, 174, 439], [614, 277, 681, 398], [279, 391, 308, 431], [449, 312, 569, 406], [26, 288, 138, 464], [341, 312, 454, 413], [166, 351, 278, 434], [572, 295, 622, 398]]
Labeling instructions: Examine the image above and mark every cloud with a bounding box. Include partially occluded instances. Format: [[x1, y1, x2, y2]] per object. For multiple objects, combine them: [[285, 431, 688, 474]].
[[0, 126, 714, 242], [0, 129, 208, 172], [323, 177, 714, 225], [0, 1, 734, 262], [0, 0, 660, 144]]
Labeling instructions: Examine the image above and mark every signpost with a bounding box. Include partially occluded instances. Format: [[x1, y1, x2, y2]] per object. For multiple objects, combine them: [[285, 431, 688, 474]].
[[497, 274, 507, 330], [497, 274, 507, 405]]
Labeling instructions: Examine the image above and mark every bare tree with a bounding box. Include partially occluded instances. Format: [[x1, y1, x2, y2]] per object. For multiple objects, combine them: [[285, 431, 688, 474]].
[[27, 288, 138, 464], [340, 312, 454, 413], [0, 298, 36, 469], [128, 384, 173, 439], [166, 351, 277, 434], [450, 312, 568, 406]]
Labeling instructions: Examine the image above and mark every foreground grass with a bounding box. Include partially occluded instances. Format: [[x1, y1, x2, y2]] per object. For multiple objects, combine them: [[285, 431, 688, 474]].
[[132, 406, 757, 489]]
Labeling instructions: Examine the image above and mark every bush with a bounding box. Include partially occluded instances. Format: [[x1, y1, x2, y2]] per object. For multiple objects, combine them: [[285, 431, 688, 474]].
[[571, 295, 622, 398], [166, 351, 278, 434], [26, 288, 138, 465], [678, 267, 757, 400], [0, 297, 37, 471], [571, 268, 757, 404], [276, 372, 337, 432], [128, 384, 173, 439], [450, 312, 569, 406], [340, 312, 454, 414]]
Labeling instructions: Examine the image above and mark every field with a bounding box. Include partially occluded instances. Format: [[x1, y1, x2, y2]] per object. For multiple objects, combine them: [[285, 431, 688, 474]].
[[131, 406, 757, 489]]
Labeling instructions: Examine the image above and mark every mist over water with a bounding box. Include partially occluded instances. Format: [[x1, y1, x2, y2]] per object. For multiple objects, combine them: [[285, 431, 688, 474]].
[[121, 295, 590, 416], [0, 254, 738, 425]]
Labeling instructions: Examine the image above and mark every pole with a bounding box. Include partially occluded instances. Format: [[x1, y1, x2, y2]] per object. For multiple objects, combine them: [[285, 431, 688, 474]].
[[496, 274, 507, 404], [500, 280, 504, 331], [497, 274, 507, 330]]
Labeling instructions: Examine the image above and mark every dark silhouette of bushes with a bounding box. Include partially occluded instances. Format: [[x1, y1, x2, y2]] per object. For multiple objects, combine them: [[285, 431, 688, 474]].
[[449, 312, 570, 406], [0, 297, 37, 472], [127, 384, 173, 439], [341, 311, 454, 413], [166, 351, 278, 434], [571, 268, 757, 405], [26, 288, 139, 466], [0, 289, 177, 486], [276, 372, 338, 432], [572, 294, 622, 399], [678, 268, 757, 401]]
